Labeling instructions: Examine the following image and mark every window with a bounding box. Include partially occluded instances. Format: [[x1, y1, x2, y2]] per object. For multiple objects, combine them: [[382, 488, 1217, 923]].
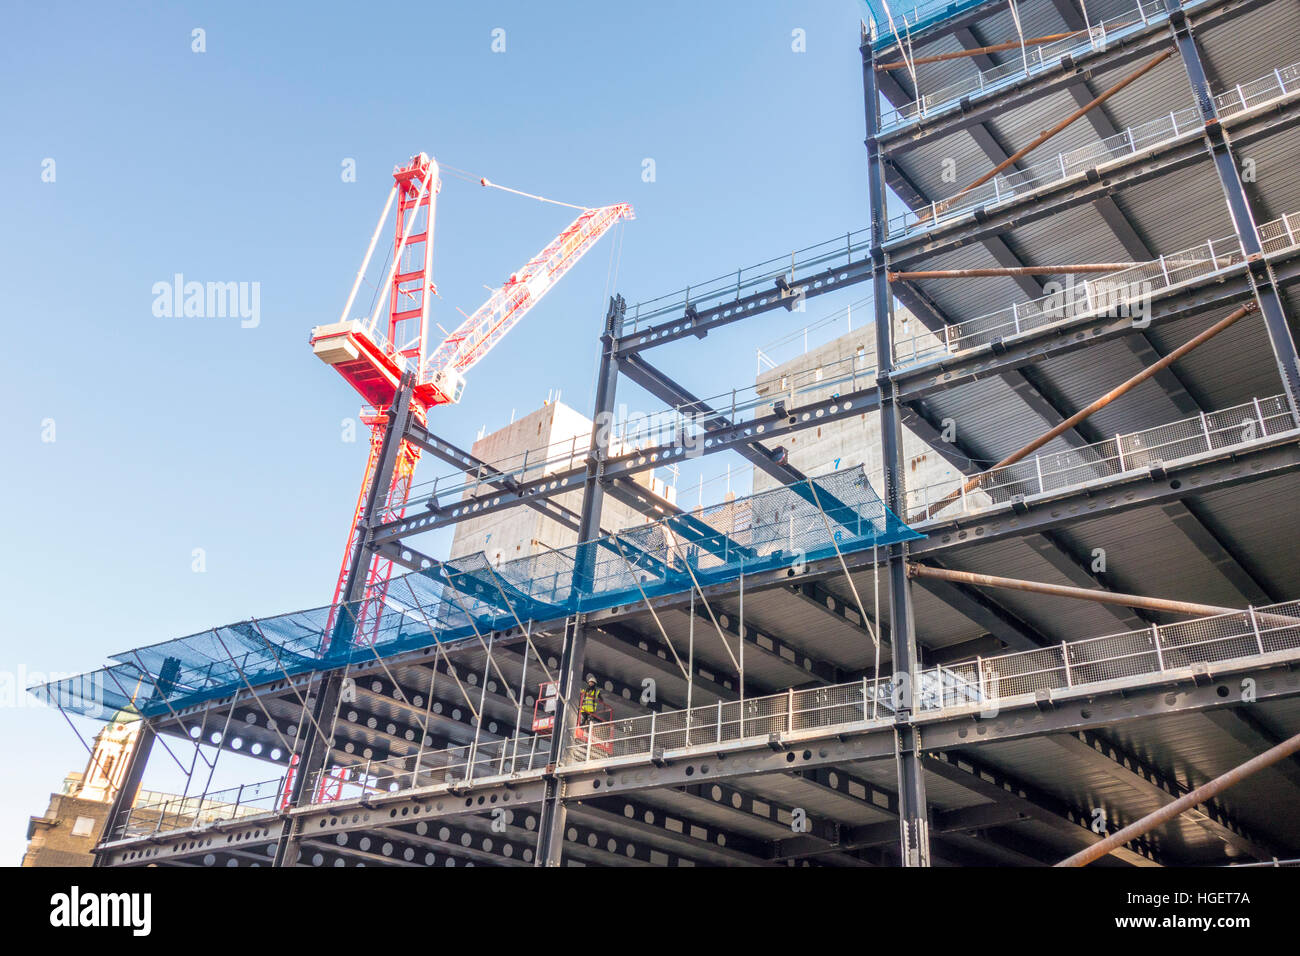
[[72, 816, 95, 837]]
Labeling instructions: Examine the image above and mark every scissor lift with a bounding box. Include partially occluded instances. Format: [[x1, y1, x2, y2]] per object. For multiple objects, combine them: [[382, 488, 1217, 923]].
[[531, 681, 614, 756]]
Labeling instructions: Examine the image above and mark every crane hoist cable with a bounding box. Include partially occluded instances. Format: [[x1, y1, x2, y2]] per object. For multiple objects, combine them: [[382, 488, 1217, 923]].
[[479, 176, 591, 212], [434, 158, 595, 211]]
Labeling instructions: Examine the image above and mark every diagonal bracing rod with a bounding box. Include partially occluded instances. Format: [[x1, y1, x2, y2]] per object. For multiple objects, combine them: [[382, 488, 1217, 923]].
[[875, 27, 1134, 70], [920, 49, 1173, 222], [906, 565, 1300, 628], [907, 564, 1239, 617], [914, 301, 1259, 521]]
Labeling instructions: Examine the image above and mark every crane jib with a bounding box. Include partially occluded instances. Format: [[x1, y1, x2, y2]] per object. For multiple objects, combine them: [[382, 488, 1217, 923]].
[[424, 201, 634, 379]]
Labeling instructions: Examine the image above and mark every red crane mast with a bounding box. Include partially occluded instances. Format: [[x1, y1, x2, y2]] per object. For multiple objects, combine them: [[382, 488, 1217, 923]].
[[310, 152, 633, 649]]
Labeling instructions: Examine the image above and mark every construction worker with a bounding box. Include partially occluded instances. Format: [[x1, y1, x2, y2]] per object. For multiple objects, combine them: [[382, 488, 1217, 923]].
[[578, 677, 603, 727]]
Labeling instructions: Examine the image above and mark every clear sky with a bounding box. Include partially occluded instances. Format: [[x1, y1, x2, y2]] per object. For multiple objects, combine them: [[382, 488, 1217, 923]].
[[0, 0, 877, 863]]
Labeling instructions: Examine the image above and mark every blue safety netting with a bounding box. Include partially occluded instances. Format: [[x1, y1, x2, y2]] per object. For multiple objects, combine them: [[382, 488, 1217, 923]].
[[32, 468, 921, 720], [859, 0, 994, 46]]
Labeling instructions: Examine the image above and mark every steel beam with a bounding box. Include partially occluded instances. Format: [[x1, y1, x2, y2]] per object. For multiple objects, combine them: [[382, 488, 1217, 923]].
[[616, 260, 872, 359], [1200, 706, 1300, 794], [590, 621, 739, 702], [620, 352, 804, 485], [1160, 500, 1277, 605], [571, 796, 769, 865], [924, 750, 1162, 865], [94, 644, 1300, 865], [403, 422, 586, 535], [676, 778, 841, 845], [1045, 729, 1283, 860], [767, 803, 1029, 862], [684, 602, 843, 685], [787, 579, 891, 653]]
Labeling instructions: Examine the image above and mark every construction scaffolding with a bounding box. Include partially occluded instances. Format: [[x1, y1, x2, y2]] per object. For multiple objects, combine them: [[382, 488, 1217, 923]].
[[35, 0, 1300, 868]]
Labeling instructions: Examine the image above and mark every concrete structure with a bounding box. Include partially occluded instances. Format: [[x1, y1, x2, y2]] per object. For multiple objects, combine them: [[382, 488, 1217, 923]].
[[448, 401, 676, 565], [754, 312, 958, 495]]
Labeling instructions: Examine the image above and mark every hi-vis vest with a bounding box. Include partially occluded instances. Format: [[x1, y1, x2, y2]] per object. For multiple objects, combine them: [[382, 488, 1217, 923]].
[[579, 687, 600, 713]]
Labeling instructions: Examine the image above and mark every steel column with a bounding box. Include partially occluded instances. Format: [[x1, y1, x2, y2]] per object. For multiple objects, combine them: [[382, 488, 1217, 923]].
[[864, 33, 930, 867], [1163, 0, 1300, 416], [273, 373, 417, 867], [93, 719, 156, 864], [535, 295, 625, 866]]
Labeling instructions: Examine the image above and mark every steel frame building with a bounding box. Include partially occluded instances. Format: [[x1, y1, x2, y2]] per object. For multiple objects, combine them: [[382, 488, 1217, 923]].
[[51, 0, 1300, 867]]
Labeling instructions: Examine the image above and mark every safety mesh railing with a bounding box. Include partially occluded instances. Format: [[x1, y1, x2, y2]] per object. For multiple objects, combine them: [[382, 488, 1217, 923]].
[[563, 676, 898, 764], [303, 733, 552, 802], [34, 468, 922, 721], [609, 346, 883, 452], [887, 60, 1300, 236], [965, 601, 1300, 706], [562, 600, 1300, 767], [625, 229, 870, 335], [112, 778, 284, 840], [562, 667, 984, 764], [903, 395, 1298, 523], [1228, 858, 1300, 867], [879, 1, 1168, 128], [863, 0, 994, 47], [891, 211, 1300, 365]]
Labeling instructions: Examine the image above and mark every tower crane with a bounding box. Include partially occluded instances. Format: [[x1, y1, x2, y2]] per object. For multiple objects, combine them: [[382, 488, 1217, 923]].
[[310, 152, 633, 649]]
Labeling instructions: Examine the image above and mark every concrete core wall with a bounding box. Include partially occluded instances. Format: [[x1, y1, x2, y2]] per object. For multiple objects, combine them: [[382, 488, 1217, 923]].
[[753, 311, 961, 498], [449, 401, 676, 564]]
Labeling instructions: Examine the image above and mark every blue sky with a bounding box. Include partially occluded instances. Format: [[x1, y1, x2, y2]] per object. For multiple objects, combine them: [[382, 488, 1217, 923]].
[[0, 0, 877, 862]]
